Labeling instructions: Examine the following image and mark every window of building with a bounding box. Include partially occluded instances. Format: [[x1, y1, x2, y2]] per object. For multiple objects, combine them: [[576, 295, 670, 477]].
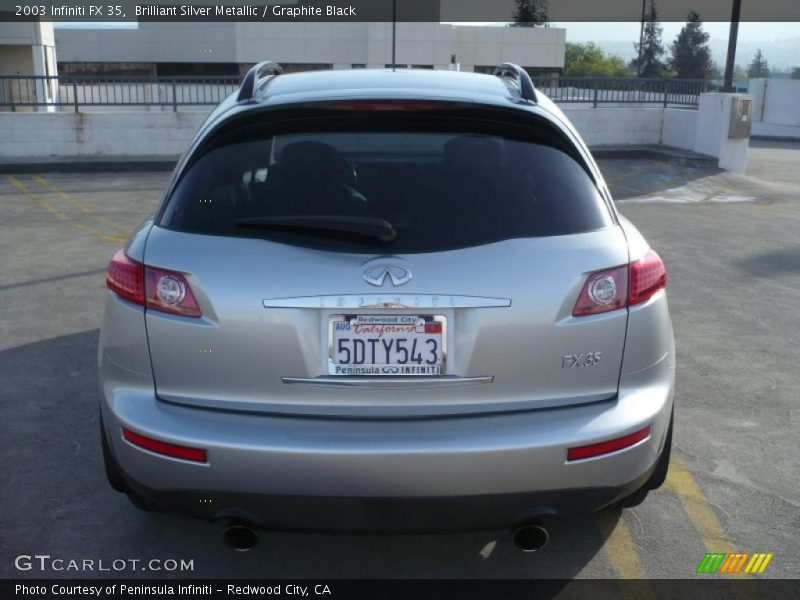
[[157, 63, 240, 77], [278, 63, 334, 74]]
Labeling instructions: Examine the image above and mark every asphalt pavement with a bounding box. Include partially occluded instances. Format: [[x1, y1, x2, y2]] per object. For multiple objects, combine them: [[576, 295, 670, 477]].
[[1, 142, 798, 580]]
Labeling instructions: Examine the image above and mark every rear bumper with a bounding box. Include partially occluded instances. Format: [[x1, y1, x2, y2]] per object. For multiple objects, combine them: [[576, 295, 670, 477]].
[[122, 466, 657, 533], [100, 348, 673, 530]]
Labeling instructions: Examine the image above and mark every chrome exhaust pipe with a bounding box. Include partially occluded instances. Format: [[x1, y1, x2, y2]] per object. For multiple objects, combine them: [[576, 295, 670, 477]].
[[223, 519, 259, 552], [512, 521, 549, 552]]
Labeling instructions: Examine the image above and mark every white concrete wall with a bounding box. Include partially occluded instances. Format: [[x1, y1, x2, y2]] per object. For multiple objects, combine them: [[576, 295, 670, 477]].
[[748, 78, 800, 139], [0, 107, 674, 159], [661, 108, 698, 151], [0, 112, 208, 158], [693, 93, 751, 173], [561, 107, 663, 146], [0, 100, 744, 171], [751, 121, 800, 139]]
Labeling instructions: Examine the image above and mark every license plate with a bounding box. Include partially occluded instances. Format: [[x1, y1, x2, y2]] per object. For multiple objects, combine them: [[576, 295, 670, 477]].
[[328, 315, 446, 376]]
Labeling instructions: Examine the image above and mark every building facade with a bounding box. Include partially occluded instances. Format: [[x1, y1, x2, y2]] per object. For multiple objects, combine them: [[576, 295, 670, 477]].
[[54, 22, 565, 78], [1, 18, 58, 110]]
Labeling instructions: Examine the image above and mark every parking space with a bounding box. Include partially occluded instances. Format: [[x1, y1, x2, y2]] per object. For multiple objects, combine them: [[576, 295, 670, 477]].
[[1, 145, 799, 579]]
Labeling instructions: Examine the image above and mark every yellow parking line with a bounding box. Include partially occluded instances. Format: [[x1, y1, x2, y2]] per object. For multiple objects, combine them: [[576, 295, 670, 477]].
[[666, 459, 759, 591], [7, 176, 126, 244], [597, 511, 653, 597], [31, 175, 131, 235], [665, 459, 734, 555]]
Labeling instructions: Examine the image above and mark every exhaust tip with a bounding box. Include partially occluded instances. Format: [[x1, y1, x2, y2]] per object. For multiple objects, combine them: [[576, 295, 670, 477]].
[[512, 522, 549, 552], [223, 520, 259, 552]]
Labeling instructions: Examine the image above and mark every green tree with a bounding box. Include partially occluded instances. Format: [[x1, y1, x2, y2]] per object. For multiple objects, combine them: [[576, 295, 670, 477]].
[[631, 0, 666, 78], [670, 11, 712, 79], [790, 67, 800, 79], [564, 42, 631, 77], [510, 0, 549, 27], [748, 49, 770, 78]]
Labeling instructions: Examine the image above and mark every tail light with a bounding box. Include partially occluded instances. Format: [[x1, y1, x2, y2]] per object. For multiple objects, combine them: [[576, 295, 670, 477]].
[[572, 265, 628, 317], [145, 266, 201, 318], [106, 250, 145, 305], [572, 250, 666, 317], [628, 250, 667, 306], [106, 250, 201, 318]]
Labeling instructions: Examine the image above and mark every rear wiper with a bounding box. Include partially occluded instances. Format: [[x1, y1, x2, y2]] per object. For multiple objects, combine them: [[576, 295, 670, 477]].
[[234, 215, 397, 243]]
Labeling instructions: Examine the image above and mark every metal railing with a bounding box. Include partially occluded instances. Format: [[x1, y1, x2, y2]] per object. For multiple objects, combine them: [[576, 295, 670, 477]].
[[532, 76, 710, 107], [0, 75, 241, 112], [0, 74, 711, 112]]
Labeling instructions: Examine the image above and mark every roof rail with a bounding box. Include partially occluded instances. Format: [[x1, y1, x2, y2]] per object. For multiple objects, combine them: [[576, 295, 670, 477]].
[[237, 61, 283, 103], [492, 63, 537, 103]]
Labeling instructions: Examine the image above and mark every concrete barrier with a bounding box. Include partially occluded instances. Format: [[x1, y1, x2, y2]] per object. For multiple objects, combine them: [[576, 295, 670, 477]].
[[661, 108, 698, 150], [562, 107, 663, 146], [0, 107, 673, 158], [0, 111, 207, 158], [0, 99, 750, 172], [748, 78, 800, 140], [694, 93, 751, 173]]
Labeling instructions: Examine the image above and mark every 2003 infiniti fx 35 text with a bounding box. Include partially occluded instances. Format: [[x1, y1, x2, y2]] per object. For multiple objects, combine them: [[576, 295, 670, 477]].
[[99, 63, 674, 552]]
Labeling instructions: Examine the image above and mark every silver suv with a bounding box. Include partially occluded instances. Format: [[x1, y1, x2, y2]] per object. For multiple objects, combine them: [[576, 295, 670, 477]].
[[99, 63, 674, 551]]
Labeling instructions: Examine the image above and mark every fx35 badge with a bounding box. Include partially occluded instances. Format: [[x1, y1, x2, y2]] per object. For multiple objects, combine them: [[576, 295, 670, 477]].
[[562, 352, 602, 368]]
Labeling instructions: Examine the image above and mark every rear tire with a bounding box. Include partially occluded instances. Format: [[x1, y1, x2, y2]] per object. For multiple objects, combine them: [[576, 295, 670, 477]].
[[101, 416, 158, 512], [617, 411, 673, 508], [644, 410, 673, 491], [126, 491, 156, 512], [101, 418, 130, 494]]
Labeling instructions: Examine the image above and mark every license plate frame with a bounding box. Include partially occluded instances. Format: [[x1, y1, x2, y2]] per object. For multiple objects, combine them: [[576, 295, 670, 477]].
[[327, 314, 447, 376]]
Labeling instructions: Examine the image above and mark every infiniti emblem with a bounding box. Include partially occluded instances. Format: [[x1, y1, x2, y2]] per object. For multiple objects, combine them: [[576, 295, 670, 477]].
[[363, 262, 412, 287]]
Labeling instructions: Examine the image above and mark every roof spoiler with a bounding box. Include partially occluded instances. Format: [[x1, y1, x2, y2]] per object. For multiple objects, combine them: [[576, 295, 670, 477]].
[[237, 61, 283, 103], [492, 63, 537, 103]]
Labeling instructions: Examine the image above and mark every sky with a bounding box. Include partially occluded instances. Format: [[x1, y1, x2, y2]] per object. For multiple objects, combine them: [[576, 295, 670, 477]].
[[554, 21, 800, 43]]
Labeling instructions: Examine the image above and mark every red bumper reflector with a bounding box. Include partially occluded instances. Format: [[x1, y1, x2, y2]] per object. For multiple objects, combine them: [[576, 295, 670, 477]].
[[122, 428, 207, 463], [567, 426, 651, 461]]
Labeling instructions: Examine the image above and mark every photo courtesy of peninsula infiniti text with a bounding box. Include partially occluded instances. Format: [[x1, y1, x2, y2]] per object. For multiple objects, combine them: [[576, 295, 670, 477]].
[[99, 62, 675, 551]]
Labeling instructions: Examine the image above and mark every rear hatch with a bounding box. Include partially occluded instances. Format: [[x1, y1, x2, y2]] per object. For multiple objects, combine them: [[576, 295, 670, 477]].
[[143, 103, 629, 417]]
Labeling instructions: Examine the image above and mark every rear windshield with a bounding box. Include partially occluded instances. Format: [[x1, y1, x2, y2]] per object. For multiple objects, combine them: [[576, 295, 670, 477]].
[[160, 127, 613, 253]]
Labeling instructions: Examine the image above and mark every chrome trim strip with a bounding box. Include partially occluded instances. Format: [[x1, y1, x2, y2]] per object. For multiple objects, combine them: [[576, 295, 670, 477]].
[[281, 376, 494, 388], [264, 294, 511, 309]]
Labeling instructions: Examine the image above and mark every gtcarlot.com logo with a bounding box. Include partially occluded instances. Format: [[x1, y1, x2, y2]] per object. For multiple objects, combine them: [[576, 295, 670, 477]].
[[14, 554, 194, 572], [696, 552, 773, 575]]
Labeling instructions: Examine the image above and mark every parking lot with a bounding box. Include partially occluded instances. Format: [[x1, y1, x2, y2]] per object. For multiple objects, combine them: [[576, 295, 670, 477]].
[[1, 141, 799, 580]]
